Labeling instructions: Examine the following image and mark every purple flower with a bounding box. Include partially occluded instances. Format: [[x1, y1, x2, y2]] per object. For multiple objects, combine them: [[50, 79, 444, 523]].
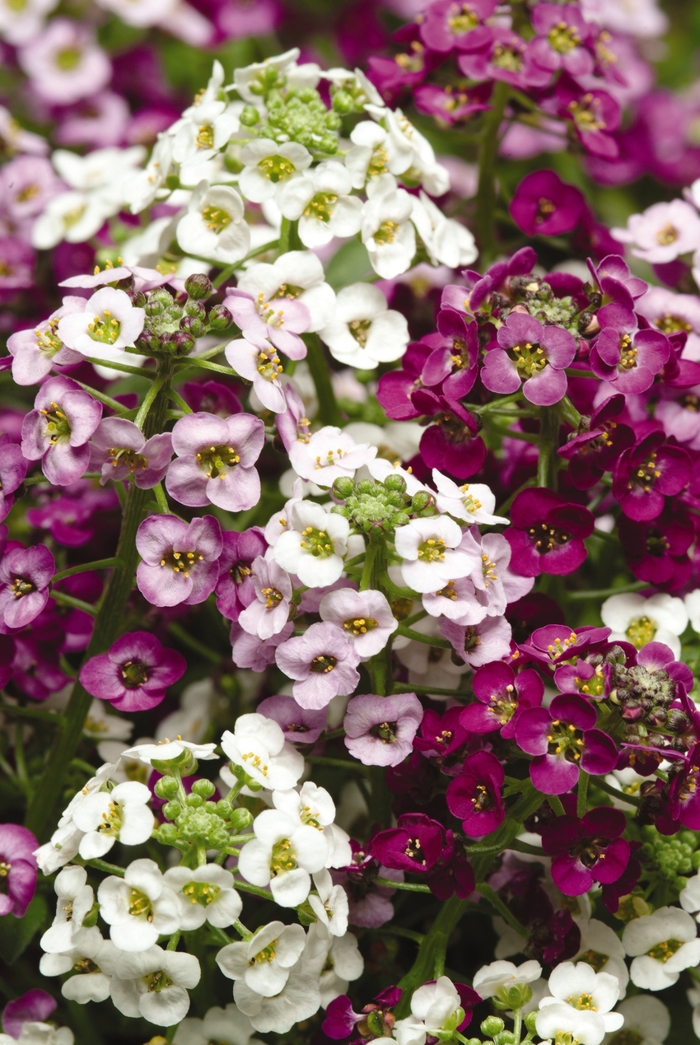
[[527, 2, 594, 78], [10, 636, 68, 702], [413, 390, 486, 479], [166, 411, 264, 512], [515, 693, 618, 794], [590, 304, 671, 393], [257, 694, 327, 745], [447, 750, 505, 838], [541, 807, 631, 896], [518, 624, 611, 666], [377, 340, 433, 422], [323, 985, 402, 1043], [557, 394, 635, 489], [231, 620, 293, 671], [0, 238, 35, 294], [509, 170, 585, 237], [0, 545, 55, 630], [0, 440, 28, 522], [215, 528, 267, 621], [319, 587, 398, 659], [25, 481, 117, 548], [344, 692, 423, 767], [505, 488, 595, 577], [181, 379, 241, 417], [89, 418, 173, 489], [414, 706, 469, 763], [136, 514, 223, 607], [331, 843, 402, 930], [79, 631, 186, 712], [458, 28, 552, 88], [586, 254, 648, 307], [556, 74, 621, 158], [612, 431, 690, 522], [7, 297, 84, 387], [618, 508, 693, 589], [482, 313, 576, 406], [418, 0, 497, 53], [414, 82, 492, 125], [460, 661, 544, 738], [421, 309, 479, 399], [440, 615, 512, 668], [0, 824, 38, 917], [238, 555, 293, 640], [2, 991, 57, 1039], [225, 288, 310, 360], [371, 813, 446, 874], [275, 622, 361, 709], [21, 376, 102, 486]]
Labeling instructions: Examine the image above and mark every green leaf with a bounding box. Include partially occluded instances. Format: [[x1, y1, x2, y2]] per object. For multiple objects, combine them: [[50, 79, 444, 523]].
[[324, 238, 374, 290], [0, 895, 49, 965]]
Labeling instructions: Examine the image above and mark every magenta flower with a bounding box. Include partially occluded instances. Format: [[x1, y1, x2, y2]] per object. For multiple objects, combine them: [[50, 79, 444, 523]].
[[10, 636, 68, 702], [586, 254, 648, 307], [331, 844, 402, 929], [257, 694, 327, 745], [136, 514, 223, 607], [612, 431, 690, 522], [344, 692, 423, 767], [618, 508, 693, 588], [377, 340, 433, 421], [460, 661, 544, 738], [414, 705, 469, 764], [556, 74, 621, 158], [414, 82, 492, 125], [541, 807, 631, 896], [481, 313, 576, 406], [557, 394, 634, 490], [0, 441, 28, 522], [0, 824, 38, 917], [527, 2, 594, 78], [589, 304, 671, 393], [413, 390, 486, 479], [215, 528, 267, 621], [181, 379, 241, 417], [421, 309, 479, 399], [21, 376, 103, 486], [275, 622, 361, 709], [80, 631, 186, 712], [510, 170, 584, 237], [2, 991, 57, 1038], [505, 488, 595, 577], [447, 750, 505, 838], [89, 418, 173, 489], [0, 545, 55, 630], [238, 555, 293, 640], [418, 0, 497, 53], [371, 813, 446, 875], [26, 482, 116, 548], [225, 289, 310, 360], [324, 986, 402, 1043], [458, 28, 551, 88], [518, 624, 611, 666], [166, 411, 264, 512], [515, 693, 618, 794], [0, 238, 35, 295]]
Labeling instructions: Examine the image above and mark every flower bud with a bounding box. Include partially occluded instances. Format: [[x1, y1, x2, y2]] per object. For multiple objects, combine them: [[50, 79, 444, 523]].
[[180, 315, 205, 339], [191, 778, 216, 799], [523, 1011, 538, 1035], [333, 476, 355, 499], [384, 473, 407, 493], [411, 491, 432, 511], [154, 823, 178, 846], [208, 304, 233, 329], [230, 807, 254, 832], [184, 273, 212, 300], [332, 90, 354, 114], [481, 1017, 505, 1037], [185, 793, 205, 808], [154, 777, 179, 800], [162, 801, 182, 820]]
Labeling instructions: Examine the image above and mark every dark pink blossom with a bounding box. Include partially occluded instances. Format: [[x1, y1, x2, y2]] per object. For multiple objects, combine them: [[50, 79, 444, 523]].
[[590, 304, 670, 393], [482, 312, 576, 406], [80, 631, 186, 712], [510, 169, 585, 237], [377, 340, 433, 421], [414, 706, 469, 763], [414, 82, 492, 125], [506, 488, 595, 577], [518, 623, 612, 666], [447, 750, 505, 838], [0, 824, 38, 917], [136, 514, 222, 607], [527, 2, 594, 78], [413, 390, 486, 479], [323, 985, 402, 1043], [21, 376, 102, 486], [557, 394, 635, 489], [460, 661, 544, 738], [0, 440, 28, 522], [166, 411, 264, 512], [418, 0, 497, 54], [10, 636, 68, 702], [618, 507, 694, 588], [330, 843, 402, 930], [0, 545, 55, 630], [458, 28, 551, 89], [371, 812, 446, 874], [215, 528, 267, 621], [541, 807, 631, 896], [612, 431, 690, 522], [556, 75, 621, 158]]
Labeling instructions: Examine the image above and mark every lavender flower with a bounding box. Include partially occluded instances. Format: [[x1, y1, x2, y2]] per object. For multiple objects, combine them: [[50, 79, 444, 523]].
[[257, 694, 327, 745], [0, 823, 38, 917], [136, 514, 223, 607], [21, 376, 103, 486], [0, 545, 55, 630], [7, 297, 84, 387], [80, 631, 186, 712], [166, 411, 264, 512], [319, 588, 398, 659], [90, 418, 172, 488], [344, 692, 423, 767], [0, 441, 28, 522], [482, 312, 576, 406], [275, 622, 361, 709], [238, 555, 293, 641], [215, 528, 267, 621]]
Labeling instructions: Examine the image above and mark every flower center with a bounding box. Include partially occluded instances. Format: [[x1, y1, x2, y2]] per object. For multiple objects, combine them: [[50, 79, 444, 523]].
[[370, 720, 398, 743], [258, 155, 296, 182], [403, 836, 426, 863], [349, 318, 372, 348], [98, 799, 124, 836], [645, 528, 670, 557], [567, 991, 596, 1011], [145, 970, 173, 993], [492, 43, 523, 71], [270, 838, 297, 874], [304, 192, 338, 223], [195, 444, 240, 479], [527, 522, 570, 554], [249, 943, 277, 966], [577, 948, 608, 972], [489, 685, 516, 724], [56, 47, 82, 71], [202, 205, 232, 233], [261, 586, 284, 610], [471, 782, 493, 812], [681, 393, 700, 411], [625, 615, 656, 648], [617, 333, 638, 370], [87, 310, 121, 345], [548, 21, 580, 53], [646, 938, 684, 962], [271, 282, 305, 301], [240, 751, 268, 775], [374, 220, 400, 244], [575, 665, 605, 697], [568, 93, 604, 132], [482, 554, 497, 586], [129, 887, 153, 919], [417, 537, 446, 562], [120, 659, 150, 689], [182, 881, 220, 907], [627, 452, 662, 494], [310, 654, 337, 673], [610, 1032, 643, 1045], [536, 197, 556, 222], [10, 576, 35, 600], [39, 400, 72, 444], [315, 447, 347, 470], [343, 616, 378, 636], [654, 312, 692, 334], [108, 447, 148, 472], [436, 580, 458, 600], [196, 123, 214, 150], [299, 526, 334, 558], [35, 318, 62, 358], [367, 146, 389, 178], [509, 339, 548, 377], [159, 549, 204, 576], [546, 718, 584, 762], [257, 346, 284, 382], [656, 222, 679, 246], [73, 957, 100, 974], [448, 4, 478, 34], [231, 561, 252, 584]]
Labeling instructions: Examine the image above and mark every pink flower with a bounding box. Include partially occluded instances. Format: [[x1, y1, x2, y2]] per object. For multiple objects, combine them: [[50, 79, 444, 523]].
[[344, 692, 423, 767], [0, 824, 38, 917], [90, 418, 172, 488], [21, 376, 102, 486], [80, 631, 186, 712], [275, 622, 361, 709], [319, 588, 398, 659], [166, 411, 264, 512], [136, 514, 222, 607], [18, 19, 111, 105], [0, 545, 55, 630]]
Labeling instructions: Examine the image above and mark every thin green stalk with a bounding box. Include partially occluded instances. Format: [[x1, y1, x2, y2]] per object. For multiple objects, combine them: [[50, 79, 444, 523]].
[[475, 80, 510, 265], [152, 482, 170, 514], [175, 357, 237, 377], [84, 858, 126, 877], [513, 1008, 522, 1044], [476, 882, 528, 938], [167, 388, 193, 414], [548, 794, 566, 817], [537, 406, 560, 489], [134, 371, 168, 430], [49, 591, 98, 617], [395, 894, 470, 1016], [303, 333, 342, 426], [166, 931, 181, 951], [373, 926, 425, 944], [593, 776, 641, 807], [167, 621, 222, 664], [14, 724, 29, 793], [577, 770, 590, 818], [84, 356, 155, 378], [72, 382, 133, 413], [52, 558, 122, 583], [0, 703, 65, 725], [375, 877, 431, 893], [234, 880, 274, 900], [396, 625, 450, 648], [569, 581, 647, 600]]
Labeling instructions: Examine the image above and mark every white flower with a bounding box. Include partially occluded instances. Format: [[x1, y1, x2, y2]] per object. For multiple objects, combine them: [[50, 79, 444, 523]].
[[277, 162, 362, 247], [303, 922, 363, 1006], [0, 1024, 74, 1045], [345, 120, 413, 189], [472, 959, 543, 999], [235, 250, 335, 333], [221, 712, 304, 790], [226, 335, 288, 414], [536, 1001, 608, 1045], [395, 516, 477, 593], [600, 592, 688, 658], [171, 97, 241, 166], [97, 858, 181, 952], [411, 192, 477, 269], [362, 178, 416, 280], [572, 918, 630, 997], [319, 588, 399, 659], [271, 500, 349, 587], [34, 762, 119, 874], [173, 1002, 258, 1045], [603, 994, 670, 1045], [40, 865, 94, 954], [107, 945, 201, 1025], [0, 0, 56, 46], [39, 927, 116, 1004], [124, 134, 175, 212], [539, 961, 623, 1036], [71, 780, 153, 860], [381, 109, 450, 196], [309, 869, 349, 937], [272, 782, 351, 868], [239, 139, 312, 204], [216, 921, 307, 997], [177, 182, 250, 265], [121, 738, 219, 766], [232, 49, 301, 103], [319, 284, 409, 369], [32, 191, 115, 250], [238, 808, 328, 907], [622, 906, 700, 990], [164, 864, 243, 931], [233, 960, 321, 1034], [686, 589, 700, 633], [92, 0, 176, 27], [57, 288, 146, 366], [366, 456, 427, 496], [612, 199, 700, 264], [82, 700, 133, 742], [289, 425, 377, 485], [395, 976, 466, 1045], [432, 470, 508, 525]]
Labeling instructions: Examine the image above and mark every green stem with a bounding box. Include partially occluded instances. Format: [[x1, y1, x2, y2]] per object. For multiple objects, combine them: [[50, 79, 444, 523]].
[[592, 776, 641, 807], [84, 356, 155, 378], [176, 357, 237, 377], [375, 877, 431, 892], [72, 382, 132, 413], [303, 333, 342, 426], [234, 880, 274, 900], [396, 625, 450, 648], [152, 482, 170, 514], [513, 1008, 523, 1045], [395, 894, 470, 1016], [167, 388, 193, 414], [49, 591, 97, 616], [577, 770, 589, 818], [559, 395, 582, 429], [475, 80, 510, 265], [568, 581, 648, 601], [26, 359, 175, 840], [52, 558, 122, 583], [476, 883, 528, 938], [167, 621, 222, 664], [134, 371, 168, 430], [166, 931, 181, 951], [0, 703, 65, 725], [537, 406, 561, 490], [548, 794, 566, 817], [84, 858, 126, 877]]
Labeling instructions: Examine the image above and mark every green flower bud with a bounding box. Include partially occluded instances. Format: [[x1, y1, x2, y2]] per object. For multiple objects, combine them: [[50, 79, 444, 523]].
[[81, 901, 100, 928], [411, 491, 432, 511], [154, 777, 179, 800], [333, 476, 355, 500], [207, 304, 233, 330], [356, 479, 374, 495], [494, 984, 533, 1011], [384, 474, 407, 493], [481, 1017, 505, 1037], [185, 793, 205, 808], [692, 850, 700, 871], [240, 105, 260, 126], [162, 801, 182, 821], [332, 90, 354, 114], [184, 273, 212, 300], [191, 778, 216, 799], [230, 807, 254, 832], [393, 511, 410, 528], [494, 1032, 516, 1045], [214, 800, 232, 819], [524, 1011, 539, 1034], [154, 823, 179, 846]]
